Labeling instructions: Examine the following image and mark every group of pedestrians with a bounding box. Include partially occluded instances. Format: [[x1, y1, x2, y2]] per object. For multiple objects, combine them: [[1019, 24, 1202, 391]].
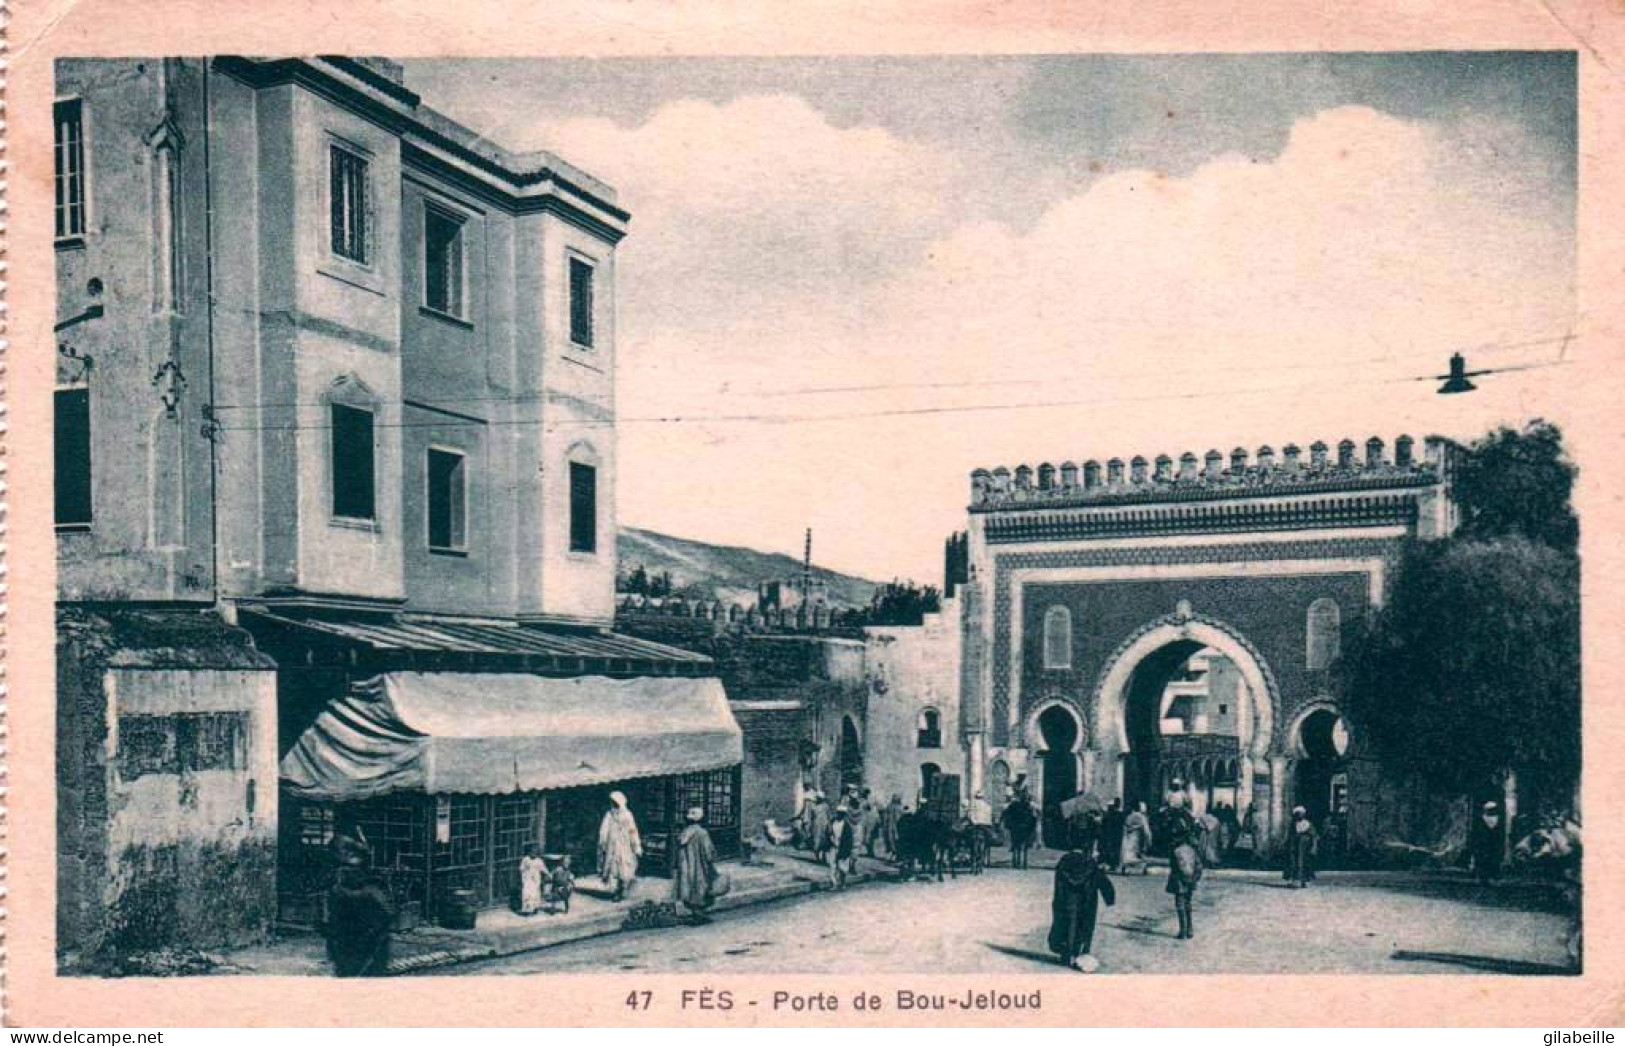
[[594, 791, 728, 922], [1086, 796, 1262, 876], [794, 784, 892, 889], [1047, 798, 1213, 972]]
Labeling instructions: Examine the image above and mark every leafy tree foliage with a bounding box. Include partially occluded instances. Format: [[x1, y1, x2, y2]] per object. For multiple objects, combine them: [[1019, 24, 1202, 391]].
[[1344, 422, 1580, 808], [1347, 537, 1579, 802], [863, 580, 942, 626], [617, 565, 674, 597], [1451, 419, 1577, 552]]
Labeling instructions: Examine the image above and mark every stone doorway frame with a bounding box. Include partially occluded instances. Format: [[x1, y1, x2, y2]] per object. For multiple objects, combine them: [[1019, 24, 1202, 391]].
[[1088, 610, 1282, 837]]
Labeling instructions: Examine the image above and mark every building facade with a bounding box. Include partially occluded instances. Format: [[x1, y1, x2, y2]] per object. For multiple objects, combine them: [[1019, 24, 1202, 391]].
[[957, 437, 1458, 855], [54, 57, 741, 964], [863, 598, 968, 812]]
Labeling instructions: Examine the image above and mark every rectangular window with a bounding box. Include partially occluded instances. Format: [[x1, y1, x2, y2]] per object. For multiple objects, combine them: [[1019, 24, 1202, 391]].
[[331, 403, 376, 521], [569, 461, 597, 553], [426, 448, 467, 552], [55, 99, 87, 239], [55, 387, 92, 527], [117, 712, 247, 779], [568, 257, 595, 348], [329, 145, 370, 264], [423, 204, 465, 317]]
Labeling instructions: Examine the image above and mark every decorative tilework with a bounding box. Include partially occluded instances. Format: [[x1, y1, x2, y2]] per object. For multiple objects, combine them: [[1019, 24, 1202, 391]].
[[988, 537, 1401, 746]]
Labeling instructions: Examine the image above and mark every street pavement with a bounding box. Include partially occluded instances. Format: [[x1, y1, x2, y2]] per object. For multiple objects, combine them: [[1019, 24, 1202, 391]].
[[442, 861, 1576, 976]]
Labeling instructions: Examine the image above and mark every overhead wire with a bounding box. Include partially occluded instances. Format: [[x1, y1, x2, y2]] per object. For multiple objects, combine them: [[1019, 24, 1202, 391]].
[[215, 353, 1575, 433]]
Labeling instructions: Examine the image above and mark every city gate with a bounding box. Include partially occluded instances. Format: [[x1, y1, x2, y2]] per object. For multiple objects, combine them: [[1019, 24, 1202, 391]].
[[958, 436, 1458, 856]]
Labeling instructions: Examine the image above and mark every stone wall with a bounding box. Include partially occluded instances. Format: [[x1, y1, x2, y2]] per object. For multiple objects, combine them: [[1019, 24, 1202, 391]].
[[57, 609, 279, 968]]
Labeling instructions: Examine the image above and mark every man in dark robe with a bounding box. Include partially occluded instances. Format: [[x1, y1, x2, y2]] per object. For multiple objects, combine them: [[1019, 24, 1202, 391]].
[[1048, 828, 1116, 971], [894, 805, 922, 877], [1470, 801, 1506, 882], [672, 807, 720, 924], [1099, 799, 1126, 873], [827, 807, 857, 889], [1284, 806, 1318, 887], [324, 836, 395, 977]]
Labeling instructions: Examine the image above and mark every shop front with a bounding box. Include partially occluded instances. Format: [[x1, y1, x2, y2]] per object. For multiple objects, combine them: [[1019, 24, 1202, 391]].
[[277, 667, 742, 925]]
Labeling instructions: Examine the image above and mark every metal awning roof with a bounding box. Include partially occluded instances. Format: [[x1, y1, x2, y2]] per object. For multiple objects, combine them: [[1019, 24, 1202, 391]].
[[242, 609, 712, 674], [281, 672, 741, 799]]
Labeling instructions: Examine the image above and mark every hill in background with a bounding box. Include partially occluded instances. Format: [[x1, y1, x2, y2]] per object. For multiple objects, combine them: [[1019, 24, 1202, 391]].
[[617, 526, 880, 609]]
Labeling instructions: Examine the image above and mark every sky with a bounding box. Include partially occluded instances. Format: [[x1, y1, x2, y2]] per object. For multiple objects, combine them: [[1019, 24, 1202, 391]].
[[404, 53, 1578, 585]]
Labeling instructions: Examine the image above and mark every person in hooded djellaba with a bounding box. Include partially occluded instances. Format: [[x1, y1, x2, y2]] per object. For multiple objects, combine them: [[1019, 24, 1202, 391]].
[[1284, 805, 1318, 888], [598, 790, 643, 901], [673, 806, 721, 924], [1470, 800, 1507, 883], [1048, 814, 1116, 972], [324, 833, 395, 977], [808, 790, 833, 863], [1119, 801, 1154, 875]]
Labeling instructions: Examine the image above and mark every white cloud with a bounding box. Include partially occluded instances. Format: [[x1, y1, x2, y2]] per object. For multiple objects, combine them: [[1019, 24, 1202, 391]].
[[544, 95, 966, 342], [599, 103, 1574, 582]]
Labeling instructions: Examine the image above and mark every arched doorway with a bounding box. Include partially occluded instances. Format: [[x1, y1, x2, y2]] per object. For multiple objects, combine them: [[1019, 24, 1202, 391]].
[[920, 762, 942, 800], [839, 715, 864, 793], [1093, 615, 1278, 846], [1036, 704, 1081, 848], [1121, 640, 1205, 811], [1292, 705, 1351, 861]]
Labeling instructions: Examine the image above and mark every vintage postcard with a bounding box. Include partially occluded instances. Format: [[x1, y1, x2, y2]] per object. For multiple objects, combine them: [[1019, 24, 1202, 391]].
[[4, 0, 1624, 1029]]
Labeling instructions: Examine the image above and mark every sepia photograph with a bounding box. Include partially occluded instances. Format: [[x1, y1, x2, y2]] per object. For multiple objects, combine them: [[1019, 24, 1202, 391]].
[[44, 49, 1583, 983], [9, 0, 1624, 1029]]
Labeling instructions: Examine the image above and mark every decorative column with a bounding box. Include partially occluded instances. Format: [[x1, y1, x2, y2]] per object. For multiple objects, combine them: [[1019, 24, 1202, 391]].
[[1238, 754, 1255, 811], [1269, 754, 1288, 850]]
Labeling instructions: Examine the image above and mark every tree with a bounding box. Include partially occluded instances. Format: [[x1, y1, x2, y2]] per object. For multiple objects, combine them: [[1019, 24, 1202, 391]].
[[1344, 422, 1581, 813], [1346, 537, 1579, 806], [1451, 419, 1577, 553], [864, 580, 942, 626]]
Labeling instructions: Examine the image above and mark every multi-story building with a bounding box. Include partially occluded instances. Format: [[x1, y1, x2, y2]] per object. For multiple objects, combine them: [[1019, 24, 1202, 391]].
[[53, 57, 742, 965]]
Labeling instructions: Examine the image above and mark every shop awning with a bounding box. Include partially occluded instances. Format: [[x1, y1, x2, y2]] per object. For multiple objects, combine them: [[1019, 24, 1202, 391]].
[[280, 672, 741, 800]]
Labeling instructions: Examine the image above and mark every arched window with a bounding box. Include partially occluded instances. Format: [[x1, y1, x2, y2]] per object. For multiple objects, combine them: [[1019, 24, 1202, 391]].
[[1043, 605, 1072, 670], [917, 708, 942, 749], [1306, 598, 1341, 670]]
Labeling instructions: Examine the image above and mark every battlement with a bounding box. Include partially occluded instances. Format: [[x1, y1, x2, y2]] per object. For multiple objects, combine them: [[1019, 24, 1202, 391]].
[[970, 435, 1453, 511]]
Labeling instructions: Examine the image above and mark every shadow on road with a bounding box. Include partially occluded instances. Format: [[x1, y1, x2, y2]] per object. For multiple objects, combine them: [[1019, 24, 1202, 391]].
[[1390, 950, 1576, 976], [1343, 878, 1568, 913], [983, 942, 1065, 969], [1104, 915, 1175, 938]]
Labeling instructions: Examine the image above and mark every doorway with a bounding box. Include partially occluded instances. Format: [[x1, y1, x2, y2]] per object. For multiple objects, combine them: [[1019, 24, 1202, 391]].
[[839, 715, 864, 793], [1294, 708, 1351, 862], [1037, 704, 1080, 847]]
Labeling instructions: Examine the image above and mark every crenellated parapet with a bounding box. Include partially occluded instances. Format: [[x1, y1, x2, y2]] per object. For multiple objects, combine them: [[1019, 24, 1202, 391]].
[[970, 434, 1448, 511]]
